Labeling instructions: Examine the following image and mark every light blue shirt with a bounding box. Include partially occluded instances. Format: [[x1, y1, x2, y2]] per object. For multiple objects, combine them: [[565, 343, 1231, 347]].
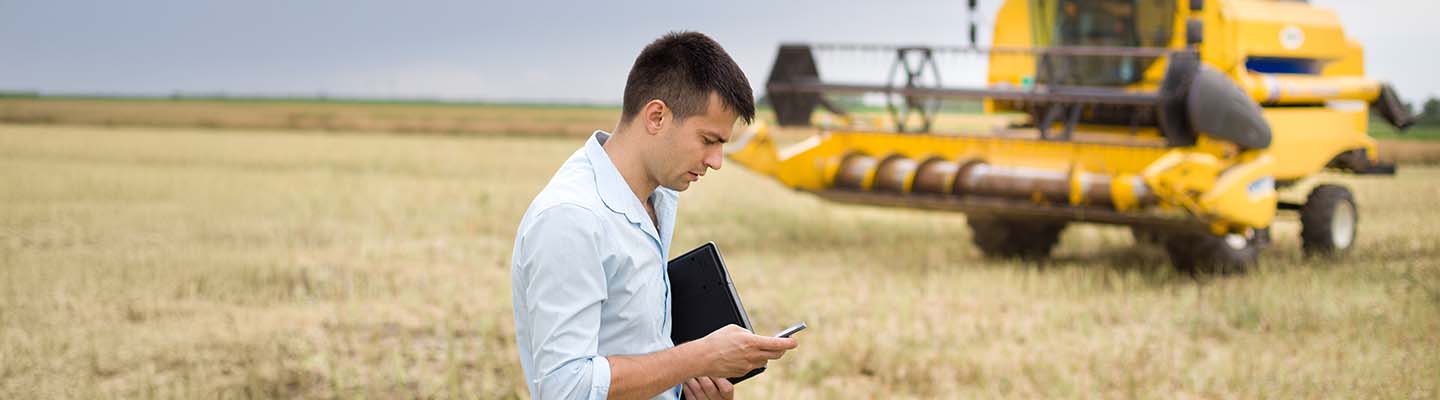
[[511, 131, 681, 400]]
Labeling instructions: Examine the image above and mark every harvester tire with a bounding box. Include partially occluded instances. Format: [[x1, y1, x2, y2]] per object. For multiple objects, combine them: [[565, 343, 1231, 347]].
[[1163, 228, 1269, 275], [967, 216, 1066, 260], [1300, 184, 1358, 257]]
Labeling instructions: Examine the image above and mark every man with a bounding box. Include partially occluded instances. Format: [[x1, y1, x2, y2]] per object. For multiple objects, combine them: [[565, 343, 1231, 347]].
[[511, 32, 799, 400]]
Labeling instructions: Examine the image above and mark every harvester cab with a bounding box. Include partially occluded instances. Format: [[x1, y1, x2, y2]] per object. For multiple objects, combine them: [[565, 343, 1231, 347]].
[[729, 0, 1415, 273]]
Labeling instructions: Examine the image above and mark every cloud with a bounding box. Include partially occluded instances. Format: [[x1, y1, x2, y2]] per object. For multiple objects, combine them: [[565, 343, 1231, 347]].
[[325, 62, 491, 100]]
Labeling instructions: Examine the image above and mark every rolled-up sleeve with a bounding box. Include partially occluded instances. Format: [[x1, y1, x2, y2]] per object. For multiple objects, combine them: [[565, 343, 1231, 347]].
[[515, 204, 611, 400]]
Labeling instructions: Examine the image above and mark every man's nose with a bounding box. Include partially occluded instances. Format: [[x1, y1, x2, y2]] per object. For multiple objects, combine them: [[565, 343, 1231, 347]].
[[705, 147, 723, 171]]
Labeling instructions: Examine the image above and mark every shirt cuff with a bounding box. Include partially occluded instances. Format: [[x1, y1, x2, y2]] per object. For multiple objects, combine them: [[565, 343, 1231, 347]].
[[590, 355, 612, 399]]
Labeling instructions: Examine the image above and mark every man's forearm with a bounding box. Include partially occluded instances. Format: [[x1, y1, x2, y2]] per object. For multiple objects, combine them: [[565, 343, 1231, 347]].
[[605, 340, 710, 400]]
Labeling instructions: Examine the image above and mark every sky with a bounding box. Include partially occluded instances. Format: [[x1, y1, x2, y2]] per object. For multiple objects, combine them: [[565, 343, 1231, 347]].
[[2, 0, 1436, 105]]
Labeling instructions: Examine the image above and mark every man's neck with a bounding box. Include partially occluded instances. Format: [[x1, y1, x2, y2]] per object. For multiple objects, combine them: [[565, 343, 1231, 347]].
[[601, 130, 660, 208]]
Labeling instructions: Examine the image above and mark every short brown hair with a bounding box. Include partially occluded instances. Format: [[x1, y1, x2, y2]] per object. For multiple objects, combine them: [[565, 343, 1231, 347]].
[[621, 32, 755, 126]]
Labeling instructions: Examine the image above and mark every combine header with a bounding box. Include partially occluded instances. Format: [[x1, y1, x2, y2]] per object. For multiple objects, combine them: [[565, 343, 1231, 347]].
[[729, 0, 1414, 272]]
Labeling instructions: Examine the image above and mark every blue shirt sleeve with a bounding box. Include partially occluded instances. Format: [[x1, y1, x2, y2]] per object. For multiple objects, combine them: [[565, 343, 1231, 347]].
[[515, 204, 612, 400]]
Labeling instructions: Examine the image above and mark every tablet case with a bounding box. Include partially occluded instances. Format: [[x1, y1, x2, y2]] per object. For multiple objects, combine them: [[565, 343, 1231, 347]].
[[667, 241, 764, 384]]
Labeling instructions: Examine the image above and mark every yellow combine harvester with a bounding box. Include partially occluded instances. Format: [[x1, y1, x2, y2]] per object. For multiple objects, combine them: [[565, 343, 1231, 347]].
[[729, 0, 1416, 273]]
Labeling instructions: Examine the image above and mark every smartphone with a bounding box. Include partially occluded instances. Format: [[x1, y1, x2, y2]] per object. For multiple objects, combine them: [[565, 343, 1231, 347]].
[[775, 322, 807, 338]]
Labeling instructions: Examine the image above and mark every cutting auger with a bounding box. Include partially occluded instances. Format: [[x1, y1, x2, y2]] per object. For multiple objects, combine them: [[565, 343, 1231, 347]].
[[728, 0, 1414, 273]]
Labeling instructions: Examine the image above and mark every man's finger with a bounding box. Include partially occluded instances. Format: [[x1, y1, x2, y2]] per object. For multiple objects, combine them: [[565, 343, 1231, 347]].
[[715, 376, 735, 400], [760, 349, 786, 360], [698, 376, 723, 399], [684, 379, 701, 400], [751, 335, 797, 351], [745, 360, 770, 371], [746, 348, 781, 363]]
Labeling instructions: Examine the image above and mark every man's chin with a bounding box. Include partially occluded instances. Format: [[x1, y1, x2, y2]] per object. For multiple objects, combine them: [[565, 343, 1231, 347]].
[[662, 181, 692, 192]]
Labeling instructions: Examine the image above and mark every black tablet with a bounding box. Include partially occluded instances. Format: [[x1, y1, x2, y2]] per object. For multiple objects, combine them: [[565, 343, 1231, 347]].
[[667, 241, 764, 384]]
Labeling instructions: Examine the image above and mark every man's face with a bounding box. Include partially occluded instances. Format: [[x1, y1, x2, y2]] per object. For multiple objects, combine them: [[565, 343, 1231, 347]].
[[652, 92, 737, 192]]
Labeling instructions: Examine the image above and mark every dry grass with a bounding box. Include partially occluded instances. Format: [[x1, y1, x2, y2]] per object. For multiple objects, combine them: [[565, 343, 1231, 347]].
[[0, 98, 622, 138], [1379, 139, 1440, 165], [2, 123, 1438, 399]]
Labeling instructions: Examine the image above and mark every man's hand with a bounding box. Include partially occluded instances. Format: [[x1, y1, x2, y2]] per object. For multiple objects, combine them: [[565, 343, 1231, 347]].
[[682, 376, 734, 400], [697, 324, 798, 378], [607, 325, 795, 400]]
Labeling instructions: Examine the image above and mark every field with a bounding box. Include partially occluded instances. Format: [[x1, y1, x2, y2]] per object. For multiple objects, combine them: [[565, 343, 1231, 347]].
[[0, 97, 621, 137], [6, 97, 1440, 164], [2, 120, 1438, 399]]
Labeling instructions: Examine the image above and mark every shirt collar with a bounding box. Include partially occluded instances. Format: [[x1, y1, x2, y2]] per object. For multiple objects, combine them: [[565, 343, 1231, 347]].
[[585, 131, 670, 232]]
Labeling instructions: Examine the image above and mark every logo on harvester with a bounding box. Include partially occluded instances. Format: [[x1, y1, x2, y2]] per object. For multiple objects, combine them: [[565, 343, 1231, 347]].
[[1280, 26, 1305, 50], [1248, 176, 1276, 200]]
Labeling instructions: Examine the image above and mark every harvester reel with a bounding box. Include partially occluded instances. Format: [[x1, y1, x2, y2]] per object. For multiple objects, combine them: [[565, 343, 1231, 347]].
[[767, 45, 824, 127], [886, 47, 943, 133]]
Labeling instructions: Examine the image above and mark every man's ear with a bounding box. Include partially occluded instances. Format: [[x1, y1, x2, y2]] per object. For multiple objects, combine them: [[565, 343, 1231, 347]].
[[642, 99, 668, 136]]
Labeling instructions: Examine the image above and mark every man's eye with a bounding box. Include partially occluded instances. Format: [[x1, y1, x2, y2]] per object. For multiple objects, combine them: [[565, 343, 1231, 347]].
[[704, 138, 717, 145]]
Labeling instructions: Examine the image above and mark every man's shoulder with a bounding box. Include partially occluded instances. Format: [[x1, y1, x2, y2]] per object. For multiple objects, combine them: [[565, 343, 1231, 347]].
[[521, 148, 606, 229], [513, 148, 611, 274], [539, 149, 604, 206]]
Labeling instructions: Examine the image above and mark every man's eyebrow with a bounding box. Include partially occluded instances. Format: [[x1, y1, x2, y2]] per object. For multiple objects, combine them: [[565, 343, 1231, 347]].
[[703, 130, 728, 143]]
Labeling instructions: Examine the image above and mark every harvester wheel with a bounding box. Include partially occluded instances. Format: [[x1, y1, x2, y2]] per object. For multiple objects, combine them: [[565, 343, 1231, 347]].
[[1163, 228, 1269, 275], [967, 216, 1066, 260], [1300, 184, 1358, 257]]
